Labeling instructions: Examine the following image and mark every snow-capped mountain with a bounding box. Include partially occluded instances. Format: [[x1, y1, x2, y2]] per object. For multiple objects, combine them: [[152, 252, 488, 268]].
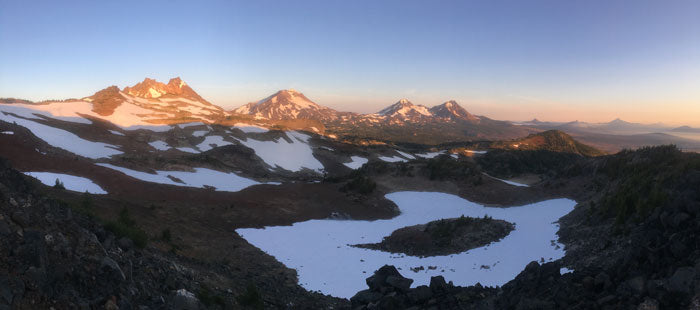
[[429, 100, 480, 122], [376, 99, 432, 121], [233, 89, 340, 121]]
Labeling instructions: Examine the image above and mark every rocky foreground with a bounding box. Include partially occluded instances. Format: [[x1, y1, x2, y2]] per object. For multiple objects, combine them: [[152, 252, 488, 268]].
[[0, 158, 345, 309]]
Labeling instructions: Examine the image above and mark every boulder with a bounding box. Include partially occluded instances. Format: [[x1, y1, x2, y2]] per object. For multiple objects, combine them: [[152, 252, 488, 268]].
[[117, 237, 134, 251], [429, 276, 448, 293], [385, 275, 413, 292], [168, 289, 202, 310], [0, 220, 10, 236], [627, 276, 646, 295], [667, 266, 695, 293], [11, 211, 29, 228], [0, 276, 12, 306], [366, 265, 402, 291], [406, 285, 432, 304], [100, 257, 126, 282], [350, 289, 383, 305]]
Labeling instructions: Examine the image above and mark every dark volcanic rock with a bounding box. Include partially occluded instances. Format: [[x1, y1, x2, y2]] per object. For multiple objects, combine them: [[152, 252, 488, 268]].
[[352, 265, 496, 309]]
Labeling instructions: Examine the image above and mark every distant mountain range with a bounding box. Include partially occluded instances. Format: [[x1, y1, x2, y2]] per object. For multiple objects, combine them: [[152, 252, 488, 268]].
[[2, 77, 699, 151]]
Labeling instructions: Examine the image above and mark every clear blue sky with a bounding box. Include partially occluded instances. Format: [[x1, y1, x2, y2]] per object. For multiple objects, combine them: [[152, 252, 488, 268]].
[[1, 0, 699, 125]]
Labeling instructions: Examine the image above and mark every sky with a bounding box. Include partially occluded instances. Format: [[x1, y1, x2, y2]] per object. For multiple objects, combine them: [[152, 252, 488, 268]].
[[1, 0, 699, 125]]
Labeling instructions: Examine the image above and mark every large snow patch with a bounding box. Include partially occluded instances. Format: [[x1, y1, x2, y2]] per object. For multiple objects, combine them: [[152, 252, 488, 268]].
[[237, 192, 575, 298]]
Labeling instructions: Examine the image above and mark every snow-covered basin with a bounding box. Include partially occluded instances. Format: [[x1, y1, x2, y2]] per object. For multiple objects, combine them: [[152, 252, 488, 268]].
[[24, 172, 107, 194], [237, 192, 575, 298]]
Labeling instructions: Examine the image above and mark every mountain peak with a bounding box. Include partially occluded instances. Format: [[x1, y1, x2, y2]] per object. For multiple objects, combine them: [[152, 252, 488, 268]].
[[233, 89, 338, 121], [429, 100, 479, 122], [167, 77, 187, 89], [122, 77, 207, 103], [378, 99, 431, 118]]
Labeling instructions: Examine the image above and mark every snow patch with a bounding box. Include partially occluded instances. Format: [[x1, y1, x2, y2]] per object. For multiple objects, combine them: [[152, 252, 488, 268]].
[[378, 155, 407, 163], [191, 130, 208, 137], [197, 136, 233, 152], [396, 150, 415, 160], [233, 123, 269, 133], [238, 131, 324, 172], [0, 110, 122, 159], [415, 151, 444, 159], [97, 163, 262, 192], [176, 147, 199, 154], [483, 173, 529, 187], [24, 172, 107, 194], [343, 156, 369, 169], [148, 140, 170, 151]]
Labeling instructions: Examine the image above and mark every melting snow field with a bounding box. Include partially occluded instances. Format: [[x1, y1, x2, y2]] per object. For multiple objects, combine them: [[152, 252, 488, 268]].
[[24, 172, 107, 194], [233, 123, 269, 133], [0, 107, 122, 159], [378, 155, 407, 162], [237, 192, 575, 298], [415, 151, 444, 159], [96, 163, 263, 192], [238, 131, 324, 172]]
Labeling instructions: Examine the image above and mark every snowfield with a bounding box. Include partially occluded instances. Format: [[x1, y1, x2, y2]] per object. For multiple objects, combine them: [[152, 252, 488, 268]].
[[396, 150, 415, 160], [96, 163, 263, 192], [238, 131, 324, 172], [237, 192, 575, 298], [197, 135, 233, 152], [24, 172, 107, 194], [148, 140, 170, 151], [0, 101, 93, 124], [414, 151, 444, 159], [483, 173, 529, 187], [0, 108, 123, 159], [343, 156, 369, 169], [233, 123, 269, 133], [378, 155, 407, 163]]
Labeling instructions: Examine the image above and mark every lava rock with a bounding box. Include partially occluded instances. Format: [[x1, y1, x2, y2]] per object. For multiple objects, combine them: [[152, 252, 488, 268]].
[[351, 289, 383, 305], [429, 276, 448, 293], [0, 220, 10, 236], [168, 289, 202, 310], [667, 266, 695, 293], [385, 275, 413, 292], [117, 237, 133, 251], [11, 211, 29, 228], [100, 257, 126, 282]]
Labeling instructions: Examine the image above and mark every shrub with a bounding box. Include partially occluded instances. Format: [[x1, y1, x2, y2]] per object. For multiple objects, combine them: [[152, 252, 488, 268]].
[[105, 207, 147, 248], [161, 228, 172, 242], [237, 283, 263, 309], [54, 178, 65, 190], [341, 175, 376, 194], [197, 287, 226, 307]]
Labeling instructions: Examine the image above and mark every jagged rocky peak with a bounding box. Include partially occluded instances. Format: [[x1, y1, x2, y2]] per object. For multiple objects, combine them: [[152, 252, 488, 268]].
[[429, 100, 479, 122], [121, 77, 207, 103]]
